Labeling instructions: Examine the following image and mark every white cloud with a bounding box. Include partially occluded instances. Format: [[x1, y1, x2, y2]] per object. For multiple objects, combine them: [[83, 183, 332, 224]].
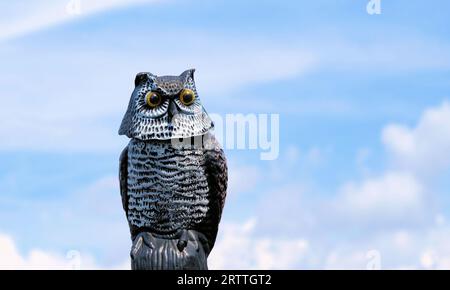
[[314, 102, 450, 268], [0, 0, 159, 41], [209, 219, 309, 270], [325, 102, 450, 226], [192, 45, 316, 94], [208, 218, 450, 270], [324, 249, 371, 270], [382, 101, 450, 175], [0, 176, 131, 268], [1, 218, 309, 270], [337, 171, 423, 218], [3, 2, 449, 154], [212, 101, 450, 269], [238, 101, 450, 269], [0, 33, 316, 152], [0, 233, 127, 269]]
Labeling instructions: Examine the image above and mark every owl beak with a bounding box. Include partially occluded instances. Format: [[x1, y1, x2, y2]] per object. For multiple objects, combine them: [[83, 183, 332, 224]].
[[168, 101, 179, 123]]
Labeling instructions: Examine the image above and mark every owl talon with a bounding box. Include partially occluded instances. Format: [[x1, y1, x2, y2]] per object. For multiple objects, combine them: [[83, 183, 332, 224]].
[[177, 230, 189, 251]]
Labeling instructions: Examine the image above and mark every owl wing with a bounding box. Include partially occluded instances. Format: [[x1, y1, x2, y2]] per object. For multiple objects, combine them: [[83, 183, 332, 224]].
[[203, 134, 228, 254], [119, 146, 129, 214]]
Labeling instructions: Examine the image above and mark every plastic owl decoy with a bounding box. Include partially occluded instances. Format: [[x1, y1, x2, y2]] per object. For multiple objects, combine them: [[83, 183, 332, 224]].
[[118, 69, 227, 270]]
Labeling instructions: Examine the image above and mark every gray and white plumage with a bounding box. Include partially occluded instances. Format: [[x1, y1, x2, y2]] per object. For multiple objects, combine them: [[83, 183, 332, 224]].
[[119, 69, 213, 140], [119, 69, 227, 270]]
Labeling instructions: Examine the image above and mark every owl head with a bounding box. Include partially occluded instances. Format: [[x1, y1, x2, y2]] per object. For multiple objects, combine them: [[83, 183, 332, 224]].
[[119, 69, 213, 140]]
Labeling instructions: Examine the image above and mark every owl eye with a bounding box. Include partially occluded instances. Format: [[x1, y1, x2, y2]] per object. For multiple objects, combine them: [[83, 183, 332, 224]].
[[179, 89, 196, 106], [145, 91, 162, 108]]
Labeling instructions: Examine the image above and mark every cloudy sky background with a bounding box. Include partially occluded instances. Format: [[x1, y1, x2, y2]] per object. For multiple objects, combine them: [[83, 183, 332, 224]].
[[1, 0, 450, 269]]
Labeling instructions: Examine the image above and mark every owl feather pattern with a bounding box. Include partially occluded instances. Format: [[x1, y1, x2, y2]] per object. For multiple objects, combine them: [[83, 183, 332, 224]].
[[119, 69, 227, 270]]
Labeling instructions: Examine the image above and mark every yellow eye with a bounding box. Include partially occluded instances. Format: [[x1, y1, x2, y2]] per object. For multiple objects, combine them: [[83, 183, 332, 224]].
[[145, 91, 161, 108], [179, 89, 196, 106]]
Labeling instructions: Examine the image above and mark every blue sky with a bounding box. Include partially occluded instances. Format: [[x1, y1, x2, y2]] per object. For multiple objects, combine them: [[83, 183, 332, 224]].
[[1, 0, 450, 269]]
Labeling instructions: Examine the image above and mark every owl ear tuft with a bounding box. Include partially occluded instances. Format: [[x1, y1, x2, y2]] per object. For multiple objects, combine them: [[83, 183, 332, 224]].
[[134, 72, 155, 87], [180, 68, 195, 81]]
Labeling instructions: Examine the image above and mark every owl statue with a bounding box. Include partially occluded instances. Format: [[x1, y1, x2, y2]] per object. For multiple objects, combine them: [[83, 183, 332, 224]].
[[118, 69, 227, 270]]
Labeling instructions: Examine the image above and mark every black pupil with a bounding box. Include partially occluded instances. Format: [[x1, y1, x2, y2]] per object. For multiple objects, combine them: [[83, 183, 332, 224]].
[[150, 94, 159, 104], [183, 93, 193, 104]]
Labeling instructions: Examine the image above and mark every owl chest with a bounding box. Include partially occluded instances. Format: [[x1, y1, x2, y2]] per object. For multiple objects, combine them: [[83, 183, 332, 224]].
[[126, 140, 210, 234]]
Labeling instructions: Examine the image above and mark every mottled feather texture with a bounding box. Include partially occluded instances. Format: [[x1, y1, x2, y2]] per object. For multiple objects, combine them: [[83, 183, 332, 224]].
[[119, 70, 227, 270], [119, 146, 128, 213]]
